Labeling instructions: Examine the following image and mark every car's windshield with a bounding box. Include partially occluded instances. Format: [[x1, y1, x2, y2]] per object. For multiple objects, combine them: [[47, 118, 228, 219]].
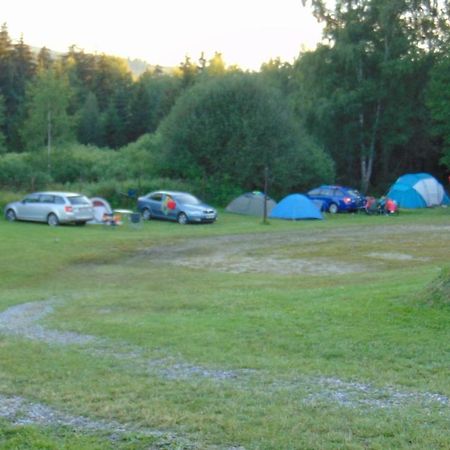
[[347, 190, 361, 197], [173, 194, 201, 205], [68, 195, 91, 205]]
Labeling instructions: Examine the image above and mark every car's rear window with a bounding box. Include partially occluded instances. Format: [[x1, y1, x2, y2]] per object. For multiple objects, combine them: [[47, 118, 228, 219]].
[[68, 196, 91, 205]]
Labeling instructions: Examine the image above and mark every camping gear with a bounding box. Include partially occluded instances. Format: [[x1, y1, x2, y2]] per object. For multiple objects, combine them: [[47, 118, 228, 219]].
[[385, 198, 399, 215], [387, 173, 449, 208], [269, 194, 323, 220], [225, 191, 277, 216], [89, 197, 113, 224], [364, 196, 399, 215]]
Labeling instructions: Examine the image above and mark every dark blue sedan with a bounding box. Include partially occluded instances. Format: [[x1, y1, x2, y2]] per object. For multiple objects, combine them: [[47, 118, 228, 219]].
[[137, 191, 217, 224], [307, 185, 366, 213]]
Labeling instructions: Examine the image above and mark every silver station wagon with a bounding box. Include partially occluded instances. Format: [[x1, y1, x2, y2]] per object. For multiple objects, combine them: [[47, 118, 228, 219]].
[[4, 191, 94, 226]]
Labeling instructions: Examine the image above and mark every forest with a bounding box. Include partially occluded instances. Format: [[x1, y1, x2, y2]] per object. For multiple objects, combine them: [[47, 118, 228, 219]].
[[1, 0, 450, 205]]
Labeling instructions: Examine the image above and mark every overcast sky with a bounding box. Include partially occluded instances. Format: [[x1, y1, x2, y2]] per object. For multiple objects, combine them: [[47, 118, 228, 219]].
[[2, 0, 323, 70]]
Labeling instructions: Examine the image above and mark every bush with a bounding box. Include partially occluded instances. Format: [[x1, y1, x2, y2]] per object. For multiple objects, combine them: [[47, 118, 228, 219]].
[[159, 73, 335, 199], [0, 153, 50, 190], [0, 190, 26, 212]]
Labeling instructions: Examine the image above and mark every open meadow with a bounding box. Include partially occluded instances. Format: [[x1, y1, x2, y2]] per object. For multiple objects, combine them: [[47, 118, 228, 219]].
[[0, 208, 449, 449]]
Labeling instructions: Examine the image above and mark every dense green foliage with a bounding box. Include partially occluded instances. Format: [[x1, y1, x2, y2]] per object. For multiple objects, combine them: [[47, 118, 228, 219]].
[[297, 0, 450, 191], [159, 74, 334, 200], [0, 1, 450, 202]]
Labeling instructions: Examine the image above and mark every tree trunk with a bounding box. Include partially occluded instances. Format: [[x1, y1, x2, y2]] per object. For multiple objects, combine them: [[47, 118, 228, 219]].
[[360, 101, 381, 193]]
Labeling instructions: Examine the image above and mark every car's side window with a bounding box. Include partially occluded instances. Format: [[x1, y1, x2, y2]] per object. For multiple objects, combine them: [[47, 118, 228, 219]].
[[23, 195, 39, 203], [333, 189, 344, 197], [150, 193, 163, 202], [322, 189, 332, 196], [54, 196, 65, 204], [39, 195, 54, 203]]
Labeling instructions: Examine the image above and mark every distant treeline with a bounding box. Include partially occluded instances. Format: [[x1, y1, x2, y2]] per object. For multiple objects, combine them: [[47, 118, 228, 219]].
[[1, 1, 449, 204]]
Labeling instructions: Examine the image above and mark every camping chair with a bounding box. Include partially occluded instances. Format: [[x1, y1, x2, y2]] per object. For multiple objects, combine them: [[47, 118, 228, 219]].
[[128, 212, 143, 229]]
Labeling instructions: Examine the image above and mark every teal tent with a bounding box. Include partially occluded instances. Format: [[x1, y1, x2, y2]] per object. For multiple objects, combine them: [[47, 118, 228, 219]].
[[387, 173, 449, 208], [270, 194, 323, 220]]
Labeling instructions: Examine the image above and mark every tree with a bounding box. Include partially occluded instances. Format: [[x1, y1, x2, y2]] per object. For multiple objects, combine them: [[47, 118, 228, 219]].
[[127, 81, 152, 141], [21, 69, 75, 154], [205, 52, 227, 76], [0, 24, 18, 151], [159, 73, 334, 199], [427, 49, 450, 172], [78, 91, 101, 145], [8, 35, 37, 150], [0, 94, 6, 153], [175, 55, 201, 88], [36, 47, 53, 72], [129, 70, 183, 140], [300, 0, 449, 192]]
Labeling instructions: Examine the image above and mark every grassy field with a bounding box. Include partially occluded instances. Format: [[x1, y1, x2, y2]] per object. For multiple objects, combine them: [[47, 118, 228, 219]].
[[0, 208, 449, 449]]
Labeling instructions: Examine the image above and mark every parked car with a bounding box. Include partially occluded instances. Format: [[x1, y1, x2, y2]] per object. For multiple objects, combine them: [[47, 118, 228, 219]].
[[306, 185, 366, 213], [4, 192, 94, 226], [137, 191, 217, 224]]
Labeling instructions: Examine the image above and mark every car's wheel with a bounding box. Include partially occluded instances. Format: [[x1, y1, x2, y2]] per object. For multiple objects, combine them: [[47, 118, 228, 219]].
[[47, 213, 59, 226], [142, 208, 152, 221], [328, 203, 338, 214], [5, 209, 16, 222], [177, 212, 188, 225]]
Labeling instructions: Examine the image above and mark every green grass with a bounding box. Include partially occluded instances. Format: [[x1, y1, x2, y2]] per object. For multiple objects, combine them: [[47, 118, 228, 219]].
[[0, 208, 449, 449]]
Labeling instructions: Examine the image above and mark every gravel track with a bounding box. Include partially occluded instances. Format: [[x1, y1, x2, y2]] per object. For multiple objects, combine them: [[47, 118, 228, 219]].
[[0, 300, 448, 414]]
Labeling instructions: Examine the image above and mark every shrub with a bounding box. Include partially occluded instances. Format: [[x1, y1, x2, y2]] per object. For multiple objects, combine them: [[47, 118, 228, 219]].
[[0, 153, 50, 190]]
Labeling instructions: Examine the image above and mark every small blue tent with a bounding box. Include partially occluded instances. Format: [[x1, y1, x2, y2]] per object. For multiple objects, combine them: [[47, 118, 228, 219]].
[[387, 173, 449, 208], [270, 194, 323, 220]]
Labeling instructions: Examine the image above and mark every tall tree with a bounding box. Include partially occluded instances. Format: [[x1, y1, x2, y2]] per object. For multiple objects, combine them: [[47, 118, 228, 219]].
[[205, 52, 227, 76], [127, 81, 152, 141], [9, 35, 37, 150], [78, 91, 101, 145], [0, 94, 6, 153], [427, 47, 450, 174], [175, 55, 201, 88], [133, 69, 183, 136], [300, 0, 449, 192], [0, 24, 15, 151], [36, 47, 53, 72], [21, 69, 75, 153]]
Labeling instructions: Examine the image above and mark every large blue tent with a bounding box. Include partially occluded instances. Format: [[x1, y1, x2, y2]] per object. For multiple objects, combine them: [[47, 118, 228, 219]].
[[387, 173, 449, 208], [270, 194, 323, 220]]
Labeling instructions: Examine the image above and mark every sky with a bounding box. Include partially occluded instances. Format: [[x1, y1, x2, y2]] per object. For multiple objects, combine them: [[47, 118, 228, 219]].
[[2, 0, 324, 71]]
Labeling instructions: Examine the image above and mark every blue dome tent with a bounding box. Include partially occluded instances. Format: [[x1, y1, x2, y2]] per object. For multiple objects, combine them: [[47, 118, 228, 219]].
[[387, 173, 449, 208], [270, 194, 323, 220]]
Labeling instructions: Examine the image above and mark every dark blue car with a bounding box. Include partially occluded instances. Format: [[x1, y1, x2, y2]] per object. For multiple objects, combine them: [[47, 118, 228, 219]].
[[137, 191, 217, 224], [307, 185, 366, 213]]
